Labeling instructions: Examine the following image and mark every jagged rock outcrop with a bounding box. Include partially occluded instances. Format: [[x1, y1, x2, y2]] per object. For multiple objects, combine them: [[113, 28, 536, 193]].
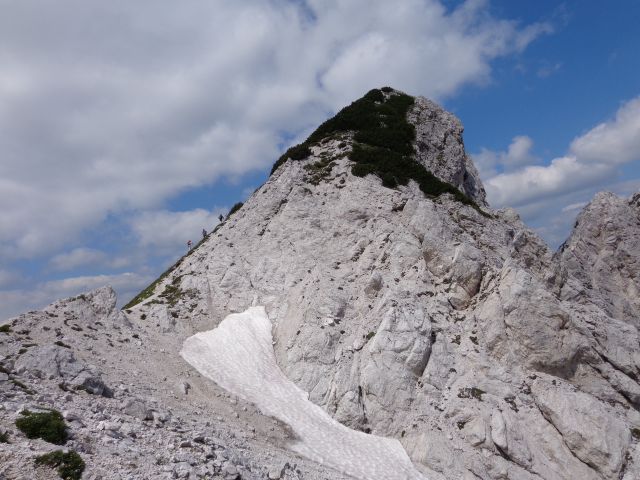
[[556, 191, 640, 327], [15, 343, 111, 396], [409, 96, 487, 205], [2, 88, 640, 480]]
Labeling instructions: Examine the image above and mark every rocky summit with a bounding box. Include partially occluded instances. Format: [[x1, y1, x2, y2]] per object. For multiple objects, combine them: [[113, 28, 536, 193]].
[[1, 88, 639, 480]]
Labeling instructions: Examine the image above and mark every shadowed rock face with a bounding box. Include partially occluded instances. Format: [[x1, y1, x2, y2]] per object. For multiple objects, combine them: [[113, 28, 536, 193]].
[[3, 89, 640, 480]]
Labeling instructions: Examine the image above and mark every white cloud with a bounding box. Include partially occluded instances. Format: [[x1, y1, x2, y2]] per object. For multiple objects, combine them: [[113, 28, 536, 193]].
[[484, 96, 640, 208], [0, 0, 551, 259], [561, 201, 588, 213], [49, 248, 107, 271], [48, 247, 133, 272], [473, 135, 538, 178], [485, 156, 613, 208], [570, 97, 640, 164], [477, 96, 640, 247], [0, 269, 20, 289], [537, 61, 562, 78], [130, 208, 224, 253]]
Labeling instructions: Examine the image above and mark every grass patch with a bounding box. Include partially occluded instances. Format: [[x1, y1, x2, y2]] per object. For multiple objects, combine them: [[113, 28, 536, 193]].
[[35, 450, 85, 480], [303, 158, 336, 185], [16, 409, 67, 445], [123, 259, 181, 309]]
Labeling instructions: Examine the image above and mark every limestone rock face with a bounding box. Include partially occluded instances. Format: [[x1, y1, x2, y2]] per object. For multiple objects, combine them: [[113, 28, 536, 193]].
[[556, 191, 640, 327], [15, 344, 110, 396], [409, 96, 487, 205], [3, 90, 640, 480]]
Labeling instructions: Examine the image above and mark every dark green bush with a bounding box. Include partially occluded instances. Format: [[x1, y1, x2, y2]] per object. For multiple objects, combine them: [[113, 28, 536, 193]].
[[0, 430, 9, 443], [270, 88, 415, 175], [227, 202, 244, 217], [16, 409, 67, 445], [0, 324, 11, 333], [35, 450, 85, 480], [269, 87, 483, 211], [349, 145, 476, 207], [306, 88, 414, 154], [270, 143, 312, 174]]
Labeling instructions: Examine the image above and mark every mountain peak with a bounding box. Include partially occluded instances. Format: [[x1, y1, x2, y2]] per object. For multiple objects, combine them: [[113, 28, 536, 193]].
[[272, 87, 487, 207]]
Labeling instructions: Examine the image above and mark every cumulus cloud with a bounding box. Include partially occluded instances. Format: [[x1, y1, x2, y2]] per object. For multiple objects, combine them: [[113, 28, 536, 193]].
[[569, 97, 640, 164], [48, 247, 132, 272], [0, 269, 21, 289], [129, 208, 225, 253], [0, 0, 551, 259], [485, 156, 614, 207], [477, 96, 640, 247], [561, 202, 588, 213], [485, 96, 640, 208], [473, 135, 538, 178]]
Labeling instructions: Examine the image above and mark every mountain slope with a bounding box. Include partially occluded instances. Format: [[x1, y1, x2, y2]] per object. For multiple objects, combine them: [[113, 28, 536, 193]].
[[2, 88, 639, 480]]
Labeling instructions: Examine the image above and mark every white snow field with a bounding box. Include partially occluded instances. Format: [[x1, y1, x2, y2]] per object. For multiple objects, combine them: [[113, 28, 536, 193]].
[[181, 306, 427, 480]]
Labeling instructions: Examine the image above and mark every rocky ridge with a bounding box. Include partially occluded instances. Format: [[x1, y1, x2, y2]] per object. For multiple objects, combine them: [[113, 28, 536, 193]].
[[1, 88, 639, 480]]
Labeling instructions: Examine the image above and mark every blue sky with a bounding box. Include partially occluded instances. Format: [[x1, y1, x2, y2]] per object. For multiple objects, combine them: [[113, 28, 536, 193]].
[[1, 0, 639, 319]]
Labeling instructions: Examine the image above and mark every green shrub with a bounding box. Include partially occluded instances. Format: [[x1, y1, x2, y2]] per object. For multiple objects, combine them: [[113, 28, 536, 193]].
[[35, 450, 85, 480], [0, 324, 11, 333], [159, 284, 182, 307], [349, 144, 476, 207], [227, 202, 244, 217], [270, 143, 312, 174], [122, 258, 182, 309], [0, 430, 9, 443], [16, 409, 67, 445], [268, 87, 483, 212]]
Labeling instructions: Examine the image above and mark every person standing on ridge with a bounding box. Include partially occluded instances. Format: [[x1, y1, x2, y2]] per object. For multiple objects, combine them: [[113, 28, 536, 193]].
[[202, 228, 207, 238], [187, 240, 192, 250]]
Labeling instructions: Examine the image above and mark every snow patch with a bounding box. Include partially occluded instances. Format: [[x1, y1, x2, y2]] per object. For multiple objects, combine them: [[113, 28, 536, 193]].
[[181, 306, 427, 480]]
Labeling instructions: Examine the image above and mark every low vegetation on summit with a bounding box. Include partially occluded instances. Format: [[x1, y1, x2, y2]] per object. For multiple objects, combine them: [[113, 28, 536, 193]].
[[271, 87, 479, 208]]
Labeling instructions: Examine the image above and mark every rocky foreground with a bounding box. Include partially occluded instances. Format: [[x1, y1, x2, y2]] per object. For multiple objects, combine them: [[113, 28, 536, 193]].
[[2, 89, 640, 480]]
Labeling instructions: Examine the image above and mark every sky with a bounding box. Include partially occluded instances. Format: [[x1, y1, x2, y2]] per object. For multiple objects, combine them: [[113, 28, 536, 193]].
[[1, 0, 639, 319]]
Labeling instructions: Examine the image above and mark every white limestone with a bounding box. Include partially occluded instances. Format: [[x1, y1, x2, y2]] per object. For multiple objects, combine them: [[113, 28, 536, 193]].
[[181, 306, 426, 480]]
